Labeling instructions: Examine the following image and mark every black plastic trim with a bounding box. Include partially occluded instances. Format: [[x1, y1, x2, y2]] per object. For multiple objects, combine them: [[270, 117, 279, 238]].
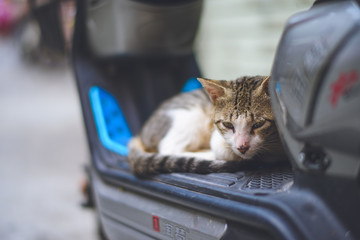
[[93, 159, 302, 240]]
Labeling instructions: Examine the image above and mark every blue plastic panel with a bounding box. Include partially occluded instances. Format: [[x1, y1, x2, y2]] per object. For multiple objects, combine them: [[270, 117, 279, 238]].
[[89, 79, 201, 156], [182, 77, 202, 92], [89, 87, 133, 156]]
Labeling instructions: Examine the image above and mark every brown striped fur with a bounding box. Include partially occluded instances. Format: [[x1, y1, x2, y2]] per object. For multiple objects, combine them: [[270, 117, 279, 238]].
[[128, 76, 286, 177]]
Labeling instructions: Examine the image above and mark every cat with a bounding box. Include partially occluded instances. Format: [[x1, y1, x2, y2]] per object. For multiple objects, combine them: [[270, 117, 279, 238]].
[[128, 76, 286, 177]]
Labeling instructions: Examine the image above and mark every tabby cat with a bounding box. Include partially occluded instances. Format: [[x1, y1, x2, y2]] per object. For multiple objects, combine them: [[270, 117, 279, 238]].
[[128, 76, 286, 177]]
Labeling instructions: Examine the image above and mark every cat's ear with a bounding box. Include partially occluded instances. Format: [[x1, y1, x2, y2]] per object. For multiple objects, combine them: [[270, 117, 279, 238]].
[[197, 78, 227, 103], [259, 76, 271, 95]]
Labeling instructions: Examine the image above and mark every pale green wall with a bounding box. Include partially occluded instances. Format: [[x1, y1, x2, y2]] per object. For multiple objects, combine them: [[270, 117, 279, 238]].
[[195, 0, 313, 79]]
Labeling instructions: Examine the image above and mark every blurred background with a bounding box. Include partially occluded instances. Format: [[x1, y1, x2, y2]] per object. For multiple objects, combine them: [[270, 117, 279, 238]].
[[0, 0, 311, 239]]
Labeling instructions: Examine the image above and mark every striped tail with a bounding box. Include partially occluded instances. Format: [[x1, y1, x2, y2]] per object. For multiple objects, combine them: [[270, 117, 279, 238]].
[[127, 137, 267, 177]]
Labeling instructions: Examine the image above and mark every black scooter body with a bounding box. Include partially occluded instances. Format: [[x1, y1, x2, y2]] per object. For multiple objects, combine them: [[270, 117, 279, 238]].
[[72, 0, 360, 239]]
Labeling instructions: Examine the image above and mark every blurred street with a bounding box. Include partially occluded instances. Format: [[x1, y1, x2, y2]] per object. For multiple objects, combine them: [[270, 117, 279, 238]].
[[0, 38, 97, 240]]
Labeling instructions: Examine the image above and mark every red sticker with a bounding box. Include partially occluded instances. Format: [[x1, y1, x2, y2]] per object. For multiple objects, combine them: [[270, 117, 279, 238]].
[[330, 70, 358, 108], [152, 215, 160, 232]]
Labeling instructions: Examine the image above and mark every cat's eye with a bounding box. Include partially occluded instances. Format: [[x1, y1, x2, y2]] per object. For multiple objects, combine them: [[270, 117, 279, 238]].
[[222, 121, 234, 130], [252, 121, 265, 130]]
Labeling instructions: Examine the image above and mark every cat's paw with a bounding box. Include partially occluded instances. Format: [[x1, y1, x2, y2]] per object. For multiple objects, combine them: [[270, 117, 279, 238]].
[[177, 150, 215, 160]]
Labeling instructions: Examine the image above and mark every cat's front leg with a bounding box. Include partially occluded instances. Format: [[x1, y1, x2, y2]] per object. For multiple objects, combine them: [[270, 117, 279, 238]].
[[176, 150, 216, 160], [210, 130, 242, 161], [158, 108, 212, 155]]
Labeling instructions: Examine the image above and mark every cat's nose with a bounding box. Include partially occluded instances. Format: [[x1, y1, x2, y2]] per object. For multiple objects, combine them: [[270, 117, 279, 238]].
[[237, 145, 250, 154]]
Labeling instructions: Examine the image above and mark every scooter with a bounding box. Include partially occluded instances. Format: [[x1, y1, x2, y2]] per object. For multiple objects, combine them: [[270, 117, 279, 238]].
[[72, 0, 360, 239]]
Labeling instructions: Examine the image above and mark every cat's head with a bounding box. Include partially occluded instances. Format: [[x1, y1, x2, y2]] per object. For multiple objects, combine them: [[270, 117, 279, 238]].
[[198, 76, 279, 160]]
